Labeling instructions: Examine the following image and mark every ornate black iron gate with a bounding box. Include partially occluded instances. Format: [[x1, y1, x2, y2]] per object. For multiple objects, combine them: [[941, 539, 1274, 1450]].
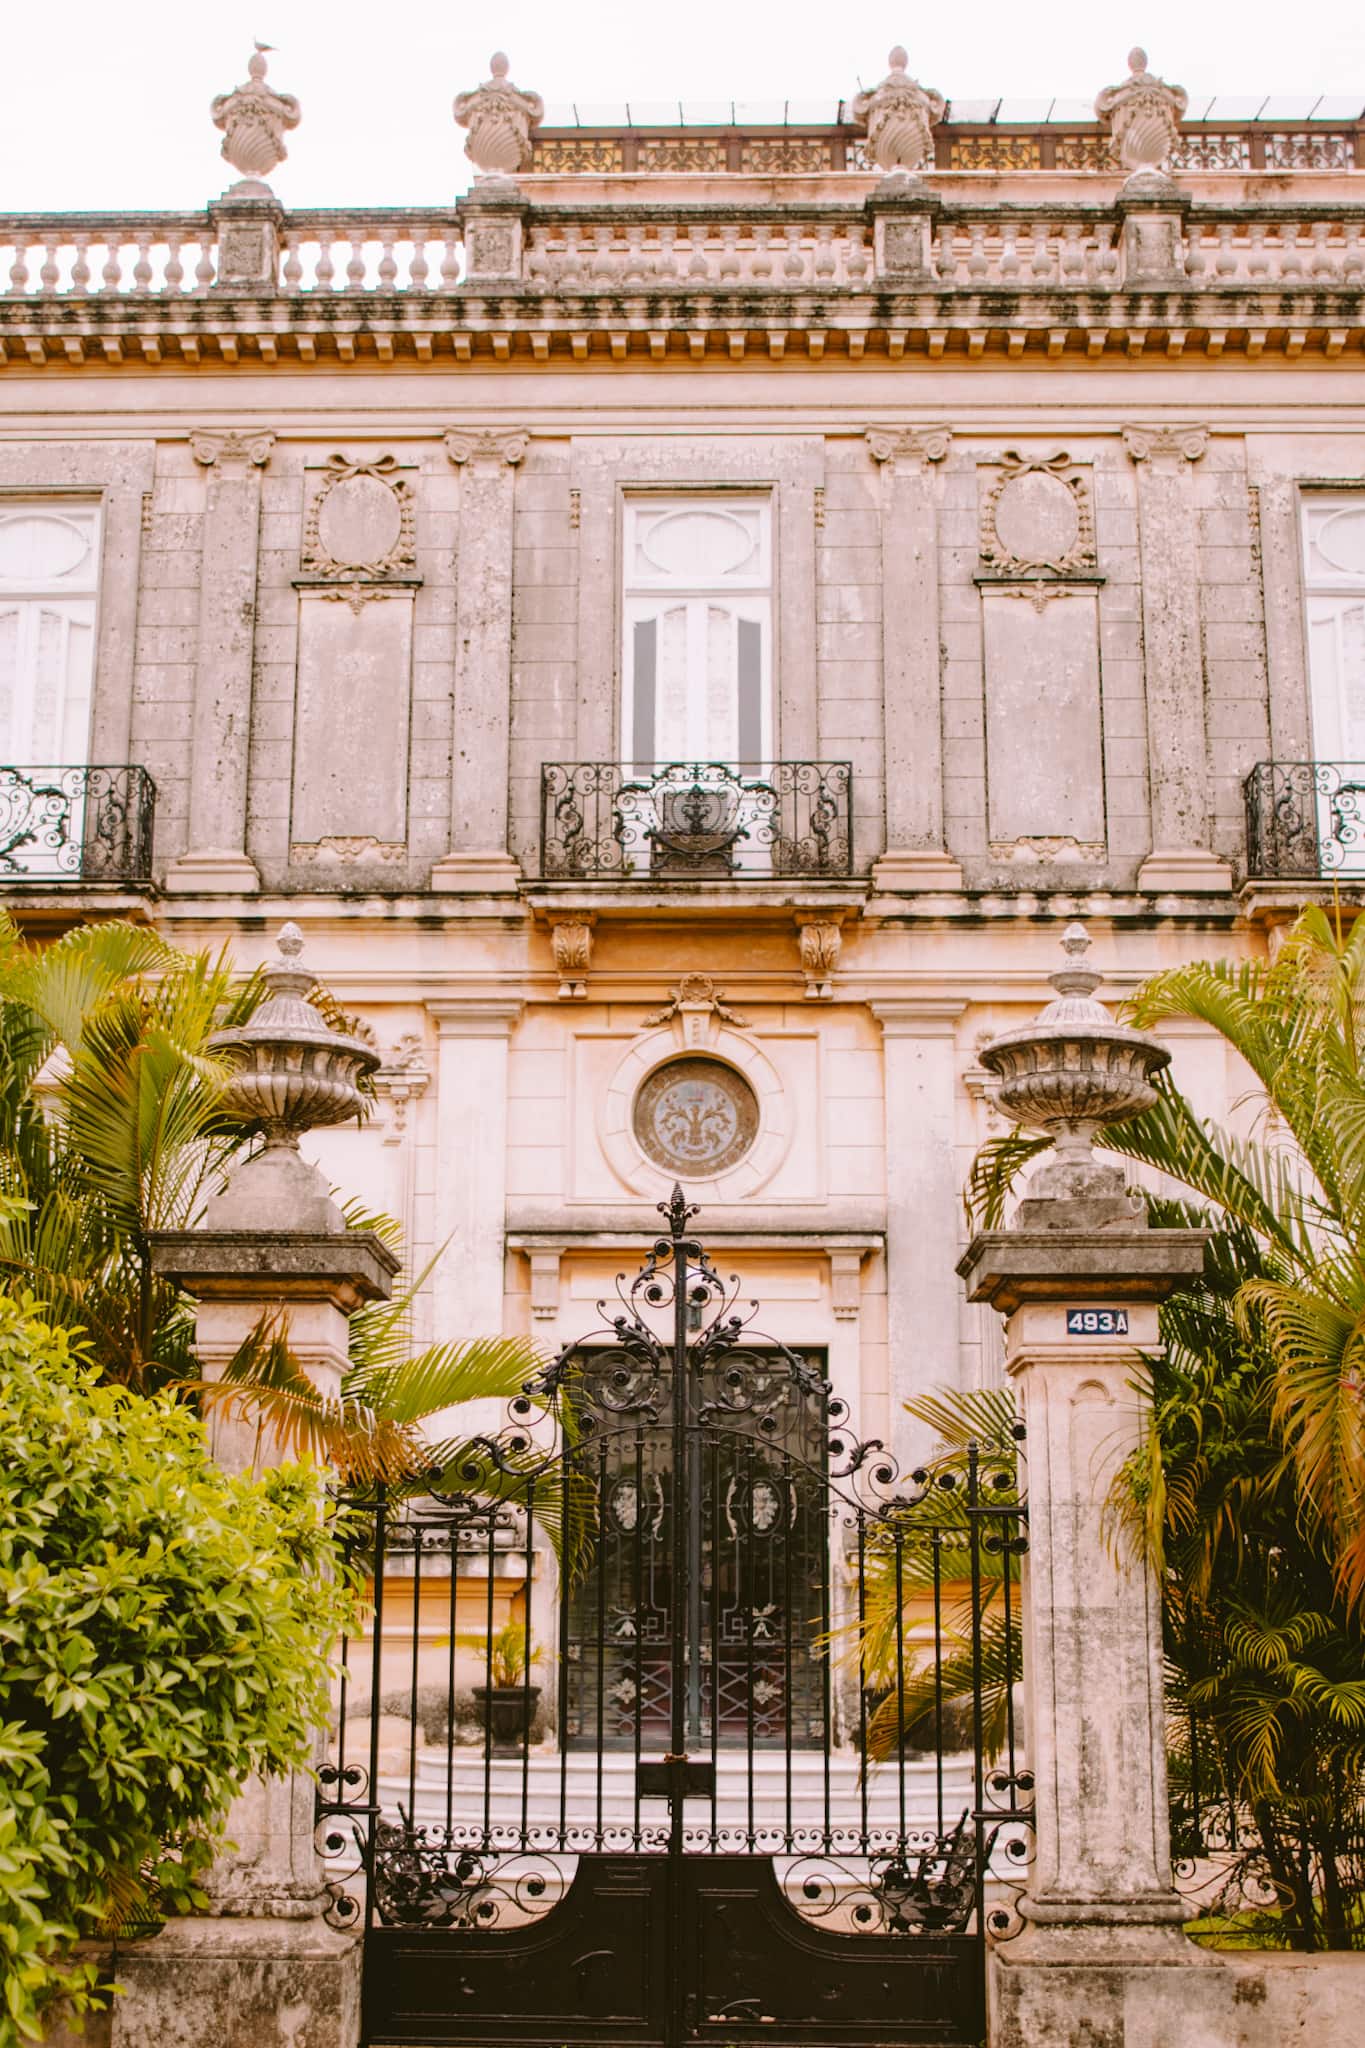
[[320, 1192, 1031, 2048]]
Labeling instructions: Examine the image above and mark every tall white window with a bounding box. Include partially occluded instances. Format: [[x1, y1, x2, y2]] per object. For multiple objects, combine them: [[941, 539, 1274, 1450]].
[[622, 497, 772, 771], [0, 501, 101, 766], [1303, 494, 1365, 761]]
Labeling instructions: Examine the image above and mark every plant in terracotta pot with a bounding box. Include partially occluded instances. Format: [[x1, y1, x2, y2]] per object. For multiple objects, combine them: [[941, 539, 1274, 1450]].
[[473, 1621, 542, 1754]]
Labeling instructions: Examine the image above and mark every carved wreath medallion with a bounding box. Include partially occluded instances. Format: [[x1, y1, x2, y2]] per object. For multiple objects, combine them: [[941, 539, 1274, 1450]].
[[302, 454, 415, 579], [631, 1057, 759, 1177], [978, 452, 1096, 576]]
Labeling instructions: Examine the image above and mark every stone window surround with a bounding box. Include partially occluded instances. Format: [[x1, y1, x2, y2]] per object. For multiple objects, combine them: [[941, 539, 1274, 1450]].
[[569, 438, 824, 766], [0, 443, 154, 767]]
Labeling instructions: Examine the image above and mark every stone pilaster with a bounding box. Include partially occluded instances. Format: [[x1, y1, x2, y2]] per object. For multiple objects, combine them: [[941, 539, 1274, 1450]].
[[866, 430, 963, 891], [427, 1001, 522, 1334], [871, 1000, 966, 1457], [164, 428, 274, 893], [1252, 472, 1314, 760], [431, 430, 527, 892], [1123, 425, 1232, 892]]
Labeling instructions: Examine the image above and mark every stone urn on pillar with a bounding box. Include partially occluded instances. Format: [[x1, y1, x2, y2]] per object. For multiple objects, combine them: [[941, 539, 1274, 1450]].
[[958, 925, 1214, 2044], [152, 920, 398, 1469], [130, 926, 399, 2043]]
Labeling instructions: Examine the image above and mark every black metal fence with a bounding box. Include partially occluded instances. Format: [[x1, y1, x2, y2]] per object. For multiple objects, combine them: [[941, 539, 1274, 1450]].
[[540, 761, 853, 881], [1244, 761, 1365, 880], [0, 764, 156, 884]]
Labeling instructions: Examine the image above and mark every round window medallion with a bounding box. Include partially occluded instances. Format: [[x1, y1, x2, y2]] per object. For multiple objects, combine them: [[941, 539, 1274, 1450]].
[[632, 1057, 759, 1178]]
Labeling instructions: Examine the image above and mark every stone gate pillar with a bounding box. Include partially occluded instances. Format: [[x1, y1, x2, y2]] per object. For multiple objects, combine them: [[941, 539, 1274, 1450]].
[[121, 926, 398, 2048], [957, 924, 1216, 2044]]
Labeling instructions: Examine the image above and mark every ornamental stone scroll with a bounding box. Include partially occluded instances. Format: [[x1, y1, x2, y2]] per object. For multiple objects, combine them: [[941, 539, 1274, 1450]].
[[299, 454, 417, 584], [977, 452, 1098, 580]]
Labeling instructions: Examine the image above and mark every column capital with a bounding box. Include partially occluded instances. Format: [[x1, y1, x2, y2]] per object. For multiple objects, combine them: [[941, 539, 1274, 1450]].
[[870, 997, 967, 1036], [866, 426, 952, 473], [189, 427, 276, 473], [426, 998, 524, 1037], [1121, 423, 1208, 473], [445, 428, 529, 472]]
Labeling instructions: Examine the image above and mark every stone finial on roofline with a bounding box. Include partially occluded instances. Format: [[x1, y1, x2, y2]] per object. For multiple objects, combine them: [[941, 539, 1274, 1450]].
[[454, 51, 545, 177], [850, 46, 945, 176], [1094, 46, 1189, 183], [210, 43, 301, 193]]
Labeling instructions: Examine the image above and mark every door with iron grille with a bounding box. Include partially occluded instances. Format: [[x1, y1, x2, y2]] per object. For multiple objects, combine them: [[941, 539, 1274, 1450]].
[[320, 1191, 1032, 2048]]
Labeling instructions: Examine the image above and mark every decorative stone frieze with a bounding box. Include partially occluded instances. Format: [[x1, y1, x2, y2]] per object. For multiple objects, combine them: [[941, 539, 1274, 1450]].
[[850, 47, 945, 175], [453, 52, 544, 177], [549, 915, 594, 999], [300, 453, 416, 580], [977, 451, 1097, 577], [1095, 48, 1188, 180], [189, 427, 275, 473], [210, 45, 301, 191]]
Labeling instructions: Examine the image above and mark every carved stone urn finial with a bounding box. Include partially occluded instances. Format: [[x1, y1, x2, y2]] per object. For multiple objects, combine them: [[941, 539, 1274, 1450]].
[[978, 922, 1170, 1229], [1094, 47, 1188, 185], [210, 43, 301, 194], [851, 45, 945, 176], [453, 50, 545, 178], [205, 922, 379, 1233]]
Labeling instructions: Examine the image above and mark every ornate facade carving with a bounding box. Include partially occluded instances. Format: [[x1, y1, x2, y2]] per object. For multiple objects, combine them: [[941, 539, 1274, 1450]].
[[444, 429, 529, 473], [188, 429, 275, 472], [851, 47, 945, 175], [210, 46, 301, 189], [794, 915, 843, 999], [1095, 48, 1188, 178], [549, 916, 594, 999], [301, 454, 416, 580], [642, 976, 750, 1031], [865, 426, 952, 473], [373, 1033, 431, 1140], [1122, 424, 1210, 473], [978, 451, 1096, 576], [533, 138, 624, 174], [453, 52, 544, 176]]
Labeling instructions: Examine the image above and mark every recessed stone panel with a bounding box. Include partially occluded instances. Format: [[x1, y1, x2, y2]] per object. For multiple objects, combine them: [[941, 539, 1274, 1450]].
[[983, 590, 1105, 848], [290, 592, 412, 849]]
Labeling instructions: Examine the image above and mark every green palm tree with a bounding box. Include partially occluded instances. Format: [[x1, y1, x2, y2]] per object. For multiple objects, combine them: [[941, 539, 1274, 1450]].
[[966, 907, 1365, 1618], [0, 915, 558, 1505]]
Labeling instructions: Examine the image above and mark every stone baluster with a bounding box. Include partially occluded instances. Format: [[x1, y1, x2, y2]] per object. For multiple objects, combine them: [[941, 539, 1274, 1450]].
[[165, 428, 275, 894], [958, 924, 1212, 2045], [1122, 424, 1232, 891], [865, 428, 963, 890], [431, 429, 528, 892], [126, 925, 397, 2048]]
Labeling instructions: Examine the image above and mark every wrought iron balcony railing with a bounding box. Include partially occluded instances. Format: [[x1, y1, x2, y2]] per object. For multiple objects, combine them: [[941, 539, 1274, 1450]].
[[0, 765, 156, 885], [1244, 760, 1365, 879], [540, 761, 853, 882]]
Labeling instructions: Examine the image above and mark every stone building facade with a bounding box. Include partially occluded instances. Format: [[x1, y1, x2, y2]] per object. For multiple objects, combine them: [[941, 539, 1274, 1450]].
[[3, 43, 1364, 1459]]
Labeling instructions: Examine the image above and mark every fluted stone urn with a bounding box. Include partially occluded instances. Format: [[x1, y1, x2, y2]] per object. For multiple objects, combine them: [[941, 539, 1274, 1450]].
[[978, 923, 1169, 1229], [206, 921, 378, 1233]]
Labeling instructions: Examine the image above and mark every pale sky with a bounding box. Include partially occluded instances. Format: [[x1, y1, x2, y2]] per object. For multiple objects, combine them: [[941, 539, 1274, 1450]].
[[3, 0, 1363, 212]]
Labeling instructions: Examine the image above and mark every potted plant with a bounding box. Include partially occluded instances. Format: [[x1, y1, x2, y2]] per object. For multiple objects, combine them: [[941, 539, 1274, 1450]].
[[473, 1620, 542, 1754]]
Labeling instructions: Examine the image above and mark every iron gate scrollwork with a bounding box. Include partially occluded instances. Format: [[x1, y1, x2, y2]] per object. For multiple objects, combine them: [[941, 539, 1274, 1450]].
[[320, 1189, 1032, 2047]]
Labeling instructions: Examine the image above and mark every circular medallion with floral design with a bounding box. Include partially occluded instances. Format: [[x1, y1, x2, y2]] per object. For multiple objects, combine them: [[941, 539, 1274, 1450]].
[[632, 1057, 759, 1178]]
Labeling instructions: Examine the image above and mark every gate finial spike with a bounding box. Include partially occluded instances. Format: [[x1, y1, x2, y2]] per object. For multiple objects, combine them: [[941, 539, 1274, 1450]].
[[659, 1182, 695, 1237]]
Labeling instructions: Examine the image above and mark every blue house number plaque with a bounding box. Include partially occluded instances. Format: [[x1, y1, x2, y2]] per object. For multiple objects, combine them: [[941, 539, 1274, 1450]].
[[1065, 1308, 1129, 1336]]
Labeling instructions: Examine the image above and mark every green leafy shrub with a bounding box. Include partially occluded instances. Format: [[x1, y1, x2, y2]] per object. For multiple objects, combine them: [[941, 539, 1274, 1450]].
[[0, 1297, 354, 2044]]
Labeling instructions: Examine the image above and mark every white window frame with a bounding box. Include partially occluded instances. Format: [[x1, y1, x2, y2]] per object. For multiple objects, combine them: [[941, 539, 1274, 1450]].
[[0, 498, 102, 767], [620, 494, 774, 773]]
